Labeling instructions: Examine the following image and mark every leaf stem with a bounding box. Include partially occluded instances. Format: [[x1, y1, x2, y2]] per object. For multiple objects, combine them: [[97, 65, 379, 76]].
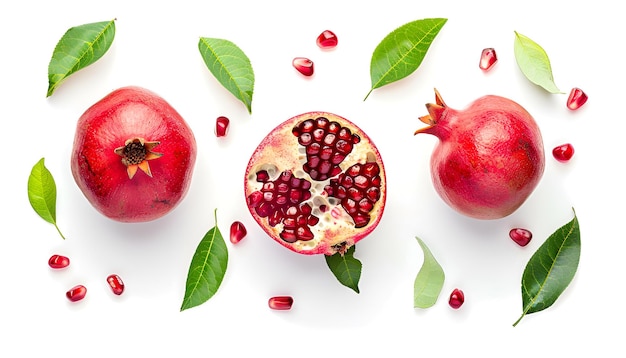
[[54, 223, 66, 240]]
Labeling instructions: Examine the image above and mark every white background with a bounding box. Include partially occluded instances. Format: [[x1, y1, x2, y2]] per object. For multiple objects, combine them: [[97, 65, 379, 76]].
[[2, 0, 623, 356]]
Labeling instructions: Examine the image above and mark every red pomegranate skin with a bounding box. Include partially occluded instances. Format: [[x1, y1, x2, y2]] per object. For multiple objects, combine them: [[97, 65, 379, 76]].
[[71, 86, 197, 222]]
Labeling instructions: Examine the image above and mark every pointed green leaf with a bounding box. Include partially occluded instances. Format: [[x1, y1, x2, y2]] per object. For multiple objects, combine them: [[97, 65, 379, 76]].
[[325, 245, 361, 293], [513, 210, 580, 326], [47, 19, 116, 97], [181, 209, 228, 311], [27, 158, 66, 239], [513, 31, 563, 94], [365, 18, 447, 100], [198, 37, 255, 114], [414, 237, 445, 308]]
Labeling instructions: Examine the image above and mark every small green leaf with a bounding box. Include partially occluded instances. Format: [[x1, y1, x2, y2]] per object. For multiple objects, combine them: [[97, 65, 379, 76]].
[[365, 18, 447, 100], [198, 37, 255, 114], [513, 209, 580, 326], [513, 31, 563, 94], [181, 209, 228, 311], [414, 237, 445, 308], [325, 245, 361, 293], [27, 158, 66, 240], [47, 19, 116, 97]]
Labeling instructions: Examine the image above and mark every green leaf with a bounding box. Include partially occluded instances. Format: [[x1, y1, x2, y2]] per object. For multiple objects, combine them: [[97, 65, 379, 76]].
[[47, 19, 116, 97], [513, 31, 563, 94], [513, 209, 580, 326], [180, 209, 228, 311], [325, 245, 361, 293], [198, 37, 255, 114], [365, 18, 447, 100], [27, 158, 66, 239], [414, 237, 445, 308]]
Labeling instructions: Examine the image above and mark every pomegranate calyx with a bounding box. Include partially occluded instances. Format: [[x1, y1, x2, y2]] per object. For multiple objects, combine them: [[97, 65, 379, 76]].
[[114, 137, 163, 179], [415, 89, 448, 135]]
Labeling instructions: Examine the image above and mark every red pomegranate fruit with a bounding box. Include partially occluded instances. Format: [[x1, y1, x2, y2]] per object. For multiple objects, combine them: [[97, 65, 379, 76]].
[[244, 112, 386, 256], [71, 86, 197, 222], [415, 89, 544, 220]]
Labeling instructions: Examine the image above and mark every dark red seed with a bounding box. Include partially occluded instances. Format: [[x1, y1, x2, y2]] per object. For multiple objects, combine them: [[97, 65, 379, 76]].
[[106, 274, 125, 295], [230, 221, 247, 244], [215, 116, 230, 137], [567, 87, 588, 110], [479, 48, 497, 71], [316, 30, 338, 49], [256, 170, 269, 183], [449, 288, 464, 309], [48, 254, 70, 269], [268, 296, 293, 310], [293, 57, 314, 76], [509, 228, 532, 247], [66, 285, 87, 302], [552, 143, 575, 162]]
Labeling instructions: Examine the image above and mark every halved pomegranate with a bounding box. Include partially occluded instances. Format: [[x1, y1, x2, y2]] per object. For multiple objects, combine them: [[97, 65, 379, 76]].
[[244, 112, 386, 256]]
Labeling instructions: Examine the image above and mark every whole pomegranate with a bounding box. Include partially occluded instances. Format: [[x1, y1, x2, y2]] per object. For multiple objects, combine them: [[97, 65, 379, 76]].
[[415, 89, 544, 220], [71, 86, 197, 222], [245, 112, 386, 255]]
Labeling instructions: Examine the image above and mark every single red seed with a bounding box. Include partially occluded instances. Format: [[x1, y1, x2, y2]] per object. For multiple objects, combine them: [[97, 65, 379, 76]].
[[48, 254, 70, 269], [552, 143, 575, 162], [268, 296, 293, 310], [566, 87, 588, 110], [215, 116, 230, 137], [448, 288, 464, 309], [509, 228, 533, 247], [316, 30, 338, 49], [106, 274, 125, 295], [293, 57, 314, 76], [230, 221, 248, 244], [66, 285, 87, 302], [479, 48, 497, 71]]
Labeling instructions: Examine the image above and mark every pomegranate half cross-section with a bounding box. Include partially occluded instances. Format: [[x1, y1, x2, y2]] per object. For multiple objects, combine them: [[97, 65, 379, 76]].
[[245, 112, 386, 256]]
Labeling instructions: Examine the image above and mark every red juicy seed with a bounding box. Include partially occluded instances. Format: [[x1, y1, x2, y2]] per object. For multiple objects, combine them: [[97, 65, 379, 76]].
[[347, 187, 363, 201], [106, 274, 125, 295], [366, 186, 380, 201], [567, 87, 588, 110], [256, 170, 269, 183], [327, 121, 340, 133], [316, 117, 329, 128], [347, 164, 361, 177], [341, 175, 353, 188], [316, 30, 338, 49], [479, 48, 498, 71], [268, 211, 282, 227], [66, 285, 87, 302], [280, 230, 297, 243], [319, 161, 332, 175], [230, 221, 248, 244], [296, 226, 314, 241], [215, 116, 230, 137], [255, 202, 274, 217], [293, 57, 314, 76], [354, 175, 369, 189], [358, 198, 373, 213], [268, 296, 294, 310], [338, 127, 352, 140], [307, 142, 321, 155], [509, 228, 532, 247], [277, 182, 290, 193], [301, 203, 312, 215], [449, 288, 465, 309], [298, 133, 312, 145], [353, 214, 370, 228], [308, 216, 320, 226], [331, 152, 346, 165], [552, 143, 575, 162], [362, 162, 380, 178], [247, 191, 263, 207], [48, 254, 70, 269]]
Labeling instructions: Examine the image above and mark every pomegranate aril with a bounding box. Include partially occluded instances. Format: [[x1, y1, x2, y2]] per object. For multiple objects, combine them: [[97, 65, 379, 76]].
[[552, 143, 574, 162], [567, 87, 588, 110], [479, 48, 497, 71], [66, 285, 87, 302], [293, 57, 314, 76], [268, 296, 293, 310], [215, 116, 230, 137], [316, 30, 338, 49], [106, 274, 125, 295], [48, 254, 70, 269], [230, 221, 247, 244], [509, 228, 532, 247], [448, 288, 464, 309]]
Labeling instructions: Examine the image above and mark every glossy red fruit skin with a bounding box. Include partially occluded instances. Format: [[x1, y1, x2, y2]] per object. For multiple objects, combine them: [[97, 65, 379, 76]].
[[268, 296, 293, 310], [71, 86, 197, 223], [449, 288, 464, 309], [106, 274, 125, 295], [566, 88, 588, 110], [316, 30, 338, 49], [48, 254, 70, 269], [552, 143, 574, 162], [509, 228, 532, 246], [66, 285, 87, 302]]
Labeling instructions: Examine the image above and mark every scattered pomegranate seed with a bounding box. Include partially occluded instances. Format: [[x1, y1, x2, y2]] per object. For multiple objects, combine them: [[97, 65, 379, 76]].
[[268, 296, 293, 310], [509, 228, 532, 247], [552, 143, 575, 162], [48, 254, 70, 269], [316, 30, 338, 49], [448, 288, 464, 309], [215, 116, 230, 137], [66, 285, 87, 302], [230, 221, 248, 244], [566, 87, 588, 110], [106, 274, 125, 295], [479, 48, 497, 71], [292, 57, 314, 76]]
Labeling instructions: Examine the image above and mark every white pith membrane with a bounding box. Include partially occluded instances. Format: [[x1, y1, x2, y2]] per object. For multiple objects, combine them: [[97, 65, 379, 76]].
[[245, 112, 386, 256]]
